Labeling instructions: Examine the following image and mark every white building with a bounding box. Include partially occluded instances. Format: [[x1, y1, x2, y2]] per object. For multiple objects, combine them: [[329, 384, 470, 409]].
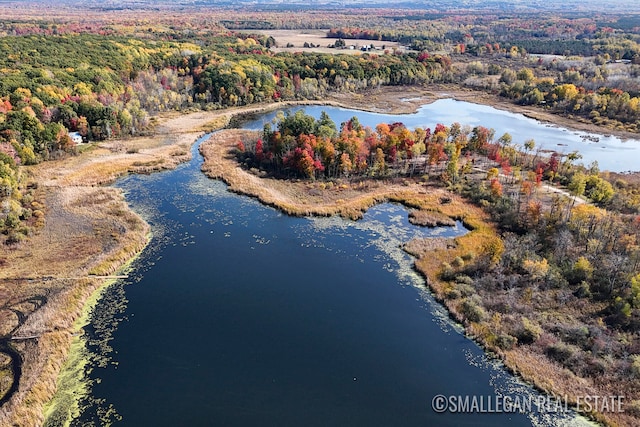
[[68, 132, 83, 144]]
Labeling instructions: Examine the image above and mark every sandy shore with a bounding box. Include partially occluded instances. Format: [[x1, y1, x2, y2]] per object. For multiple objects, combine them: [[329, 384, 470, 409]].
[[0, 87, 636, 426]]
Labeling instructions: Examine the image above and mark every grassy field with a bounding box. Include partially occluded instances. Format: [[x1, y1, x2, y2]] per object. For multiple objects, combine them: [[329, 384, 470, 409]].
[[255, 29, 404, 55]]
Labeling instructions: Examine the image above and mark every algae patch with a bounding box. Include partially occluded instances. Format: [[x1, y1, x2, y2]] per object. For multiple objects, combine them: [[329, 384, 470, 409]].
[[42, 280, 115, 427], [41, 253, 143, 427]]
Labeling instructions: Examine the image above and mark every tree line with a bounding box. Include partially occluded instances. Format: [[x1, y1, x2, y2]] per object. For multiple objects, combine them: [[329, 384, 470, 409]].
[[237, 110, 496, 181], [0, 29, 454, 243]]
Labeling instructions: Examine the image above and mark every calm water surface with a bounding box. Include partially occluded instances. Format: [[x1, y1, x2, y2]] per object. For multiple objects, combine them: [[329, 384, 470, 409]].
[[73, 106, 596, 426], [243, 99, 640, 172]]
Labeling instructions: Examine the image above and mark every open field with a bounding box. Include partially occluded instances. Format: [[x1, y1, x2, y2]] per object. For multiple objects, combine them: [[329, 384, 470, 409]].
[[255, 29, 405, 55]]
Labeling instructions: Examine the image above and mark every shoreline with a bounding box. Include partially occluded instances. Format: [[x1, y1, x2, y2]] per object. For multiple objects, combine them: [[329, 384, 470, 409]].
[[0, 114, 212, 425], [41, 230, 152, 426], [0, 87, 636, 425], [341, 85, 640, 143], [199, 132, 633, 426], [199, 129, 613, 424]]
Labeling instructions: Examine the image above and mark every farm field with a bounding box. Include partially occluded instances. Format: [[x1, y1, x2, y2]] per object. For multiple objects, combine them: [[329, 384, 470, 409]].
[[257, 29, 405, 54]]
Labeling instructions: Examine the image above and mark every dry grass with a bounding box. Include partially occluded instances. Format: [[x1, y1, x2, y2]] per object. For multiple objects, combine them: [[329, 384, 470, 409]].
[[196, 115, 233, 133], [0, 185, 150, 426], [0, 279, 108, 426], [201, 129, 476, 221], [408, 210, 456, 227], [0, 109, 230, 426], [503, 349, 639, 426], [2, 86, 636, 425], [253, 29, 403, 55]]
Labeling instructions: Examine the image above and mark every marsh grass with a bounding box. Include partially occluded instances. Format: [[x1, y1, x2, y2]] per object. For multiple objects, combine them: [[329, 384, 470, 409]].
[[0, 108, 195, 426], [199, 126, 640, 426], [0, 187, 150, 426], [201, 130, 474, 221], [4, 94, 638, 426]]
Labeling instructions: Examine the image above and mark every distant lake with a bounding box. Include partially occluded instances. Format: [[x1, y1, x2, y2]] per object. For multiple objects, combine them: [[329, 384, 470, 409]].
[[68, 130, 591, 426], [241, 99, 640, 173]]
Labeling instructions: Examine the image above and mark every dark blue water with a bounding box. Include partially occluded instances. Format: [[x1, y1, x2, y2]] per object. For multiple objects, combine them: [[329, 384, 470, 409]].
[[72, 129, 589, 426], [243, 100, 640, 172]]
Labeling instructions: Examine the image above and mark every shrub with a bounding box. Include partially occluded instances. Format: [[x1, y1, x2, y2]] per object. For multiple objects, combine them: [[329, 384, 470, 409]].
[[456, 282, 475, 298], [545, 341, 576, 364], [3, 212, 20, 229], [445, 287, 461, 300], [461, 252, 475, 261], [560, 325, 590, 347], [5, 230, 24, 245], [570, 256, 594, 284], [623, 400, 640, 417], [516, 317, 542, 344], [543, 266, 569, 289], [582, 357, 606, 376], [495, 333, 517, 350], [574, 281, 592, 298], [20, 208, 32, 220], [455, 274, 474, 286], [451, 256, 465, 268], [460, 296, 487, 322], [440, 262, 456, 281], [631, 355, 640, 379]]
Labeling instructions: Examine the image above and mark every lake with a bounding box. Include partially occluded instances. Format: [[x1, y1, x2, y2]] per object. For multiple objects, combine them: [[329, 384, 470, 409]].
[[64, 102, 601, 426], [242, 99, 640, 173]]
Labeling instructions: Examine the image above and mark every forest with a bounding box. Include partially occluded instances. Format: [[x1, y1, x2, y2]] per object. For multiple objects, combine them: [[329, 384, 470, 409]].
[[0, 28, 453, 244], [1, 2, 640, 423], [240, 110, 491, 181]]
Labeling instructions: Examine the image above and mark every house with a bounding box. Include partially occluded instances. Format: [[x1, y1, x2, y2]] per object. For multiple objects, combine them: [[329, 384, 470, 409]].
[[68, 132, 83, 144]]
